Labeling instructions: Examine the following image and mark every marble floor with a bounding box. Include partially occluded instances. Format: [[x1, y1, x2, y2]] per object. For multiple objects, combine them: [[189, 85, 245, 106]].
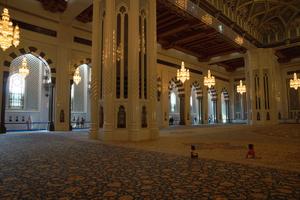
[[0, 124, 299, 199]]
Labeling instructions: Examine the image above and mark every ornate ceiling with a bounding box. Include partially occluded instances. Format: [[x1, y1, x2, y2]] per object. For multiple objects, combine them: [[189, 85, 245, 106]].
[[193, 0, 300, 46], [157, 1, 246, 61], [29, 0, 300, 67], [37, 0, 68, 13], [210, 57, 245, 72], [223, 0, 300, 35]]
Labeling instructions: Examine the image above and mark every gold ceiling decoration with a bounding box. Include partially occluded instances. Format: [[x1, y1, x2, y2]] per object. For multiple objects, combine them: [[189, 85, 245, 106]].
[[207, 0, 300, 44]]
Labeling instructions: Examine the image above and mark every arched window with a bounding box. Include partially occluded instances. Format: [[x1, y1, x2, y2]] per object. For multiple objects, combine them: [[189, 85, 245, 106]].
[[170, 92, 176, 112], [8, 73, 25, 109]]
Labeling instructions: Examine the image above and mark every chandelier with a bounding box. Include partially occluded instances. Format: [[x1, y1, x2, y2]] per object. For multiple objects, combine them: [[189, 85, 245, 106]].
[[290, 73, 300, 90], [0, 8, 20, 51], [18, 57, 29, 78], [177, 61, 190, 83], [73, 68, 81, 85], [235, 36, 244, 45], [204, 70, 215, 88], [237, 80, 246, 94]]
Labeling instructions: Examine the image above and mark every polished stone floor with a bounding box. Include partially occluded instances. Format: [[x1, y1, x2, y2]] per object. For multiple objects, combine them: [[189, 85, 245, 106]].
[[0, 131, 300, 199]]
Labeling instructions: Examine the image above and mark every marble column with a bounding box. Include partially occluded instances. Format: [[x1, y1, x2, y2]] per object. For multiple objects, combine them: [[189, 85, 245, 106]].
[[128, 0, 140, 140], [226, 100, 230, 122], [185, 83, 191, 125], [214, 100, 218, 123], [69, 80, 73, 131], [89, 0, 101, 139], [179, 94, 185, 125], [48, 77, 55, 131], [240, 93, 244, 120], [245, 48, 280, 124], [197, 97, 202, 124], [101, 0, 115, 139], [203, 89, 208, 124], [148, 0, 159, 137], [55, 23, 72, 131], [0, 71, 9, 133]]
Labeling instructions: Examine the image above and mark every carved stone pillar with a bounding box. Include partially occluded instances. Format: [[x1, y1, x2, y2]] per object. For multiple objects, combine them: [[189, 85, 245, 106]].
[[48, 77, 55, 131], [101, 0, 115, 140], [128, 0, 140, 140], [0, 71, 9, 133], [89, 0, 101, 139], [245, 48, 280, 124], [197, 97, 203, 124], [179, 94, 185, 125], [214, 100, 218, 123], [148, 0, 159, 137], [69, 80, 73, 131]]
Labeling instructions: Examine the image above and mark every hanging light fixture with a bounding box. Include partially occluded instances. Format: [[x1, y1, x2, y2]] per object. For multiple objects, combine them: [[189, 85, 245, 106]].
[[73, 68, 81, 85], [18, 57, 29, 78], [0, 8, 20, 51], [290, 73, 300, 90], [204, 70, 215, 88], [235, 35, 244, 45], [177, 61, 190, 83], [237, 80, 246, 94]]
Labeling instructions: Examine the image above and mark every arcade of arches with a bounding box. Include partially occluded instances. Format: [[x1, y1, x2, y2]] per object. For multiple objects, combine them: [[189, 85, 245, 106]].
[[0, 0, 299, 140], [0, 0, 300, 199]]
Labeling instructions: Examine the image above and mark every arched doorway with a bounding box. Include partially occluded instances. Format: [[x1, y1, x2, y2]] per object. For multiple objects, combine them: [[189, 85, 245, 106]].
[[168, 78, 185, 126], [4, 53, 53, 131], [208, 88, 217, 124], [71, 64, 91, 130]]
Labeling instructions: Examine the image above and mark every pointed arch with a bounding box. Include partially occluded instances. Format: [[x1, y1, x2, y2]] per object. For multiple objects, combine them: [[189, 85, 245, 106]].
[[190, 81, 203, 98], [72, 58, 92, 75], [168, 77, 184, 97], [209, 87, 217, 101], [3, 46, 55, 74], [221, 88, 230, 101]]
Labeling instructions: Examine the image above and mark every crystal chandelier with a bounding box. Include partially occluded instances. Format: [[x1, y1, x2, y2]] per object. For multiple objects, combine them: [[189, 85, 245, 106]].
[[0, 8, 20, 51], [204, 70, 215, 88], [290, 73, 300, 90], [235, 36, 244, 45], [73, 68, 81, 85], [177, 61, 190, 83], [237, 80, 246, 94], [18, 57, 29, 78]]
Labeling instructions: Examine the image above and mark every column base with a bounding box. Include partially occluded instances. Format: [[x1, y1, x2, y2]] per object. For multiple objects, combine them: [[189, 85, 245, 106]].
[[89, 128, 99, 140], [0, 125, 6, 134], [48, 122, 55, 131], [179, 121, 185, 125]]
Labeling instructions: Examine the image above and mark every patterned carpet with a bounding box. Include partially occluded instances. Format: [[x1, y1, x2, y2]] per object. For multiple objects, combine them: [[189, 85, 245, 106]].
[[0, 132, 299, 200]]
